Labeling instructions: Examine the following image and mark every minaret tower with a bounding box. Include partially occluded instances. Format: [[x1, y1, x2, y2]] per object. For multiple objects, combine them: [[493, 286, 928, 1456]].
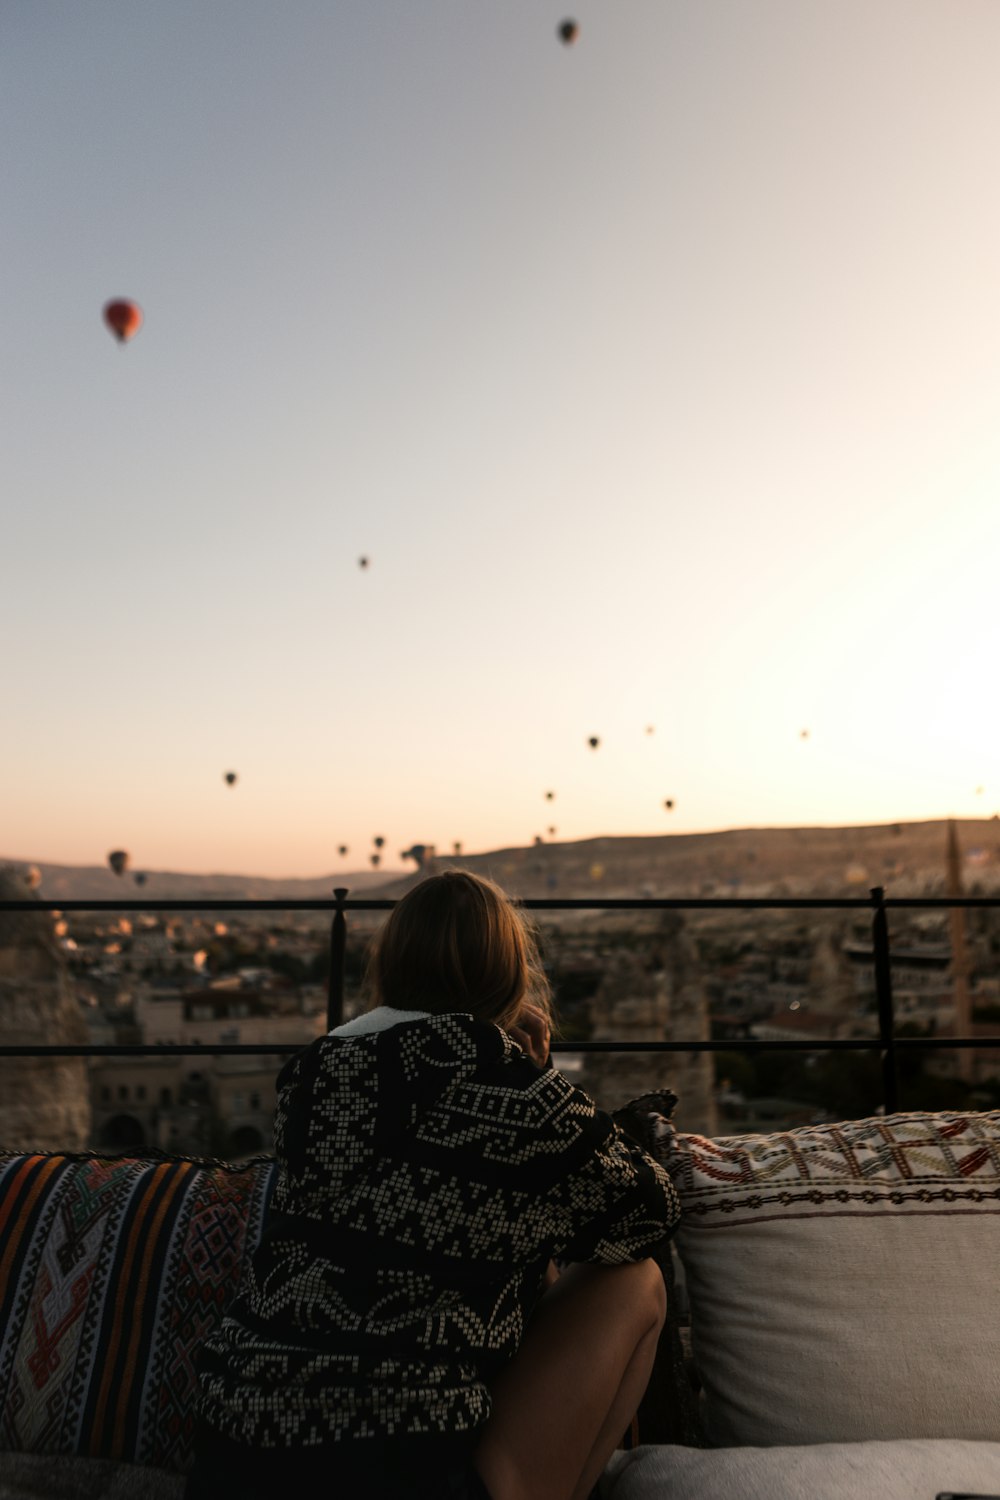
[[945, 819, 974, 1083]]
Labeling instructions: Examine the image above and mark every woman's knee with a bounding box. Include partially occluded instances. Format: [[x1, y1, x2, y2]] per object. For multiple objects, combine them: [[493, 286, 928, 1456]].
[[569, 1256, 666, 1335], [632, 1256, 667, 1333]]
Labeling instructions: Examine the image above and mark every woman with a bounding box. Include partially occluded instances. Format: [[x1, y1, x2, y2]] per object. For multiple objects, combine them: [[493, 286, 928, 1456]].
[[189, 871, 680, 1500]]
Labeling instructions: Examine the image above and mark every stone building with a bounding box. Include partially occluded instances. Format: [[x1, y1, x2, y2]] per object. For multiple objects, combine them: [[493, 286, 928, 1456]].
[[581, 915, 718, 1137], [0, 868, 90, 1149]]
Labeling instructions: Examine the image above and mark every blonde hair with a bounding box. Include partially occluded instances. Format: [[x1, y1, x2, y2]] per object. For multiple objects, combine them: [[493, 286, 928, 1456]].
[[365, 870, 553, 1032]]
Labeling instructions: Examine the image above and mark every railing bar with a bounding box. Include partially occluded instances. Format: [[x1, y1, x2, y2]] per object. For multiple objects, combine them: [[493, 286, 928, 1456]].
[[0, 1036, 994, 1058], [870, 886, 898, 1113], [0, 897, 890, 913], [6, 895, 1000, 914], [327, 887, 348, 1031]]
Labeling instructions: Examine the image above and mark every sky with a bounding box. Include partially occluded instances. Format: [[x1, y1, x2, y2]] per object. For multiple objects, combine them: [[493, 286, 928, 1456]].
[[5, 1, 1000, 877]]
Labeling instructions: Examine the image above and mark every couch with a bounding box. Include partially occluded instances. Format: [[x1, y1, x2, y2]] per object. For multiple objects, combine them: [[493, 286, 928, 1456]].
[[604, 1107, 1000, 1499], [0, 1111, 997, 1500]]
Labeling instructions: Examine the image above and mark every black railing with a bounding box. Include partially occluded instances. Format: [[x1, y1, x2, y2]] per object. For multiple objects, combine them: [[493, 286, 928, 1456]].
[[3, 884, 1000, 1118]]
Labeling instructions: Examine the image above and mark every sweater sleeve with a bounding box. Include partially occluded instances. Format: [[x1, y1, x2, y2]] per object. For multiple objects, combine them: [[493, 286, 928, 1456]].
[[543, 1089, 681, 1265]]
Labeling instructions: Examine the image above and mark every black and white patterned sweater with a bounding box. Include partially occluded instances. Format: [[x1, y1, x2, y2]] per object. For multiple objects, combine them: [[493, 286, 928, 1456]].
[[197, 1008, 680, 1447]]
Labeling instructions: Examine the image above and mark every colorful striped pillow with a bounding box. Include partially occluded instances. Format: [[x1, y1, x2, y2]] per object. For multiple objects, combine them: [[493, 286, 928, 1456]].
[[0, 1151, 277, 1474]]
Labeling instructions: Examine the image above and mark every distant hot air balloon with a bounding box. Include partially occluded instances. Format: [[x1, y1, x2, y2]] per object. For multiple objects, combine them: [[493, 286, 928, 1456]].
[[548, 826, 557, 837], [338, 844, 349, 856], [589, 862, 605, 881], [373, 835, 385, 849], [664, 799, 675, 811], [800, 729, 810, 740], [587, 736, 600, 750], [134, 872, 147, 886], [645, 725, 655, 735], [533, 835, 544, 846], [224, 771, 237, 787], [370, 852, 381, 868], [108, 850, 129, 877], [103, 299, 143, 343], [358, 557, 370, 570], [558, 19, 579, 44], [453, 841, 463, 855], [545, 790, 555, 801]]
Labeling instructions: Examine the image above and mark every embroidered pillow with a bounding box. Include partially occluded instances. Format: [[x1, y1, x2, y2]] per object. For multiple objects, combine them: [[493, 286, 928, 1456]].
[[0, 1151, 277, 1473], [659, 1111, 1000, 1446]]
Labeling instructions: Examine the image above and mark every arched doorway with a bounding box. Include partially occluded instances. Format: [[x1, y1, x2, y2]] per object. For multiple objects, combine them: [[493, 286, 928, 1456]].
[[100, 1114, 146, 1150]]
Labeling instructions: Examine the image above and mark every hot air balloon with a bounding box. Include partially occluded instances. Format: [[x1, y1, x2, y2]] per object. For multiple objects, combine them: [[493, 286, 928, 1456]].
[[548, 826, 557, 837], [589, 862, 605, 881], [800, 729, 810, 740], [103, 300, 143, 343], [545, 791, 555, 801], [373, 835, 385, 849], [370, 853, 381, 868], [134, 872, 147, 886], [224, 771, 237, 787], [587, 736, 600, 750], [645, 725, 655, 735], [108, 850, 129, 877], [664, 799, 675, 811], [558, 20, 579, 44], [533, 835, 544, 846], [358, 557, 370, 570], [453, 841, 463, 855], [338, 844, 349, 856]]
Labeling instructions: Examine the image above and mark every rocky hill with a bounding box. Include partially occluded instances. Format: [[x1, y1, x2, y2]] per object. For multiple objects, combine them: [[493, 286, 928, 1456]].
[[5, 819, 997, 903]]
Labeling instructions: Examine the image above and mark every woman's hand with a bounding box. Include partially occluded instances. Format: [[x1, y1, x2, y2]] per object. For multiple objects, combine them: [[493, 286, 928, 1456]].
[[509, 1006, 551, 1068]]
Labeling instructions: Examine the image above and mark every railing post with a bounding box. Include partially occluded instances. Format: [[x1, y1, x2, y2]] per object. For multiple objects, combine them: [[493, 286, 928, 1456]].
[[870, 886, 898, 1115], [327, 888, 348, 1032]]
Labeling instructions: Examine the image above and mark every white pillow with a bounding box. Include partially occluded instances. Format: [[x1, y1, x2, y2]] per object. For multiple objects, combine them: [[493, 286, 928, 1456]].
[[601, 1440, 1000, 1500], [660, 1111, 1000, 1446]]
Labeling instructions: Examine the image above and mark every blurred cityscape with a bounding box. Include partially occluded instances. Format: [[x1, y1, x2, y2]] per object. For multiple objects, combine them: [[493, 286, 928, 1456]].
[[3, 817, 1000, 1157]]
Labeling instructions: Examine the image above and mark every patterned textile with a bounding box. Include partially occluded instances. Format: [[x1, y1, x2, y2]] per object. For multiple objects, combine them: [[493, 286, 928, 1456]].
[[197, 1012, 681, 1448], [662, 1109, 1000, 1224], [0, 1151, 277, 1474], [657, 1111, 1000, 1447]]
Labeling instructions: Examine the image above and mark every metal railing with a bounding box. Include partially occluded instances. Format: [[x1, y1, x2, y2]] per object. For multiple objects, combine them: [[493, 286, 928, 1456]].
[[2, 884, 1000, 1117]]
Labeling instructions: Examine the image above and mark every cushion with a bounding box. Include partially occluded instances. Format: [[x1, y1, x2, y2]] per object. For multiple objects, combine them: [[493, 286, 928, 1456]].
[[0, 1151, 277, 1474], [0, 1452, 184, 1500], [659, 1111, 1000, 1446], [600, 1439, 1000, 1500]]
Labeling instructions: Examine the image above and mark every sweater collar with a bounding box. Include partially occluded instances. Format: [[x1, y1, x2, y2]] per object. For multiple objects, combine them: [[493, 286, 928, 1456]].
[[328, 1004, 433, 1038]]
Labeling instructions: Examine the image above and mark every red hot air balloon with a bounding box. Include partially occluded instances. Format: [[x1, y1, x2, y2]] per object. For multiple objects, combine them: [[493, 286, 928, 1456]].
[[103, 300, 143, 343]]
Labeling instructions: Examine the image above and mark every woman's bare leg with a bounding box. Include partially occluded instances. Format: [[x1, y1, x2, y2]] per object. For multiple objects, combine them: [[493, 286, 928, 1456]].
[[473, 1258, 666, 1500]]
